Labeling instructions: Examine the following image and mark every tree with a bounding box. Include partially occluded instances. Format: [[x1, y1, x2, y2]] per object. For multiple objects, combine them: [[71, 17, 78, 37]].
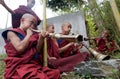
[[46, 0, 85, 14]]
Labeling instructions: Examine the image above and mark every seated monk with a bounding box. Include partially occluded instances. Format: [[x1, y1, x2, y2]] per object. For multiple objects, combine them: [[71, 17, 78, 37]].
[[93, 29, 118, 55], [44, 23, 89, 73], [86, 29, 119, 55], [2, 13, 60, 79], [57, 22, 89, 60]]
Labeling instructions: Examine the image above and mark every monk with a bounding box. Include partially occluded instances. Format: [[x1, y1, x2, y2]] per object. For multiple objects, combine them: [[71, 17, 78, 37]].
[[57, 22, 89, 60], [0, 0, 40, 28], [44, 23, 89, 73], [93, 29, 118, 54], [2, 13, 60, 79]]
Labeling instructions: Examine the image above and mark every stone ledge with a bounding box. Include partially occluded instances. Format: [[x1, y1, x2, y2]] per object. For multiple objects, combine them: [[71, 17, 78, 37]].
[[74, 59, 120, 78]]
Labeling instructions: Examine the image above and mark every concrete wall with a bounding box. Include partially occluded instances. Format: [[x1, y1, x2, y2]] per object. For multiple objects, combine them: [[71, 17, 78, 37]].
[[38, 11, 87, 37], [38, 11, 89, 52], [0, 11, 89, 54], [0, 29, 6, 54]]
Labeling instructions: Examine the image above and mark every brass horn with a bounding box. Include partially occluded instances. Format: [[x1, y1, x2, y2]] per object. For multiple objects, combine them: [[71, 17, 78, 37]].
[[30, 28, 84, 42], [83, 44, 110, 61], [30, 28, 110, 61], [50, 33, 84, 42]]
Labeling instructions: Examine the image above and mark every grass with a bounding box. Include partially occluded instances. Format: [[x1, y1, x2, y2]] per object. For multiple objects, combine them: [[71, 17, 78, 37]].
[[0, 61, 5, 79], [0, 54, 6, 79], [111, 50, 120, 59], [0, 54, 6, 59], [61, 72, 83, 79]]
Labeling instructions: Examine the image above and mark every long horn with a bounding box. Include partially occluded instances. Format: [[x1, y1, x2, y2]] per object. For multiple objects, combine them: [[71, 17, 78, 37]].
[[30, 28, 84, 42], [50, 33, 84, 42], [83, 44, 110, 61]]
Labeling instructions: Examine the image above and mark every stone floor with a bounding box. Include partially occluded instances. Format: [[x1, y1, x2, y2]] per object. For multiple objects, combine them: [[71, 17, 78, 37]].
[[74, 59, 120, 78]]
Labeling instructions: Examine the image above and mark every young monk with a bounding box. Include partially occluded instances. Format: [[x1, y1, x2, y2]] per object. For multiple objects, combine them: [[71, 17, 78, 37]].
[[44, 23, 89, 73], [2, 13, 60, 79], [85, 29, 119, 56], [57, 22, 89, 60], [93, 29, 118, 54], [0, 0, 40, 28]]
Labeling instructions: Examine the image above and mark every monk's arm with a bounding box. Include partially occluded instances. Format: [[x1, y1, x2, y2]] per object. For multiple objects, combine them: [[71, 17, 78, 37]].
[[36, 31, 49, 53], [8, 31, 31, 52], [0, 0, 15, 14], [58, 42, 74, 53], [36, 34, 44, 53], [48, 55, 56, 60]]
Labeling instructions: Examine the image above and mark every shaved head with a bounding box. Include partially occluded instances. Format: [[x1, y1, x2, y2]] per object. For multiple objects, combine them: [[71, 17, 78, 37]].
[[22, 13, 36, 21], [47, 23, 54, 29], [47, 23, 55, 33], [20, 13, 38, 30], [61, 22, 72, 35], [27, 0, 35, 8], [21, 13, 37, 26], [62, 22, 71, 28]]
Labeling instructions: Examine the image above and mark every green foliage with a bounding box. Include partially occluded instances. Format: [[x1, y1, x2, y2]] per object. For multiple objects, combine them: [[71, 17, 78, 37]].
[[0, 61, 5, 74], [86, 13, 98, 37], [61, 72, 82, 79], [111, 51, 120, 58], [0, 54, 6, 59], [101, 1, 118, 35], [46, 0, 85, 13], [100, 0, 120, 43], [116, 0, 120, 12], [83, 0, 120, 45], [106, 68, 120, 79]]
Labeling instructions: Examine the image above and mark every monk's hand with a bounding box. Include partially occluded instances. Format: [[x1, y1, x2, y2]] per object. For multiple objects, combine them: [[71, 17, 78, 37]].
[[68, 42, 74, 47], [41, 31, 49, 38], [76, 43, 83, 49], [49, 57, 57, 60], [27, 28, 33, 37], [84, 37, 89, 41]]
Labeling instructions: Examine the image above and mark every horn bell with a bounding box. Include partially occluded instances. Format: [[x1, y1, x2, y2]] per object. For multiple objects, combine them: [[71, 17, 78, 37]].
[[88, 47, 110, 61]]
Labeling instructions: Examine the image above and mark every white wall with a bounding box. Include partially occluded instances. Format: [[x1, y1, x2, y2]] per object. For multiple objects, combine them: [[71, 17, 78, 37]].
[[0, 11, 89, 54]]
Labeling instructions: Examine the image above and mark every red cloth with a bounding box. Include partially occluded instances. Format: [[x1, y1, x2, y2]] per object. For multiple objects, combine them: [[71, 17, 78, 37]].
[[47, 37, 61, 59], [58, 39, 88, 58], [12, 5, 41, 28], [94, 38, 116, 53], [47, 38, 88, 72], [58, 39, 78, 58], [2, 28, 60, 79]]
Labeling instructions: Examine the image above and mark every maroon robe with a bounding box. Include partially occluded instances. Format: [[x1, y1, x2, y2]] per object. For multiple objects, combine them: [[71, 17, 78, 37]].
[[57, 38, 89, 59], [47, 37, 88, 72], [12, 5, 41, 28], [94, 38, 116, 53], [2, 28, 60, 79]]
